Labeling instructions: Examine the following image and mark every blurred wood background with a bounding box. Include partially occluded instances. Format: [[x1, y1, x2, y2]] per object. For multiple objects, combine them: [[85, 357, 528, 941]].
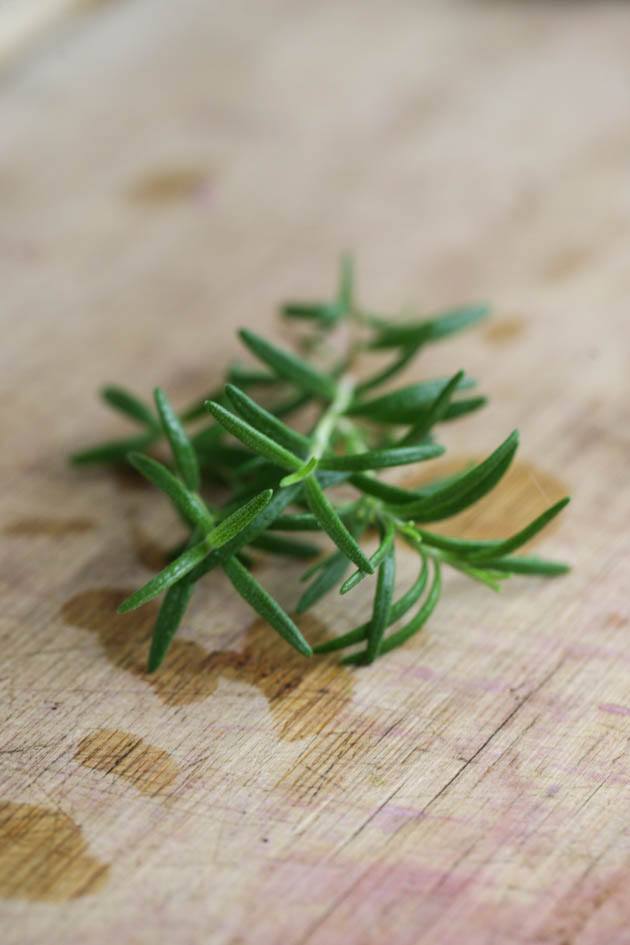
[[1, 2, 629, 943]]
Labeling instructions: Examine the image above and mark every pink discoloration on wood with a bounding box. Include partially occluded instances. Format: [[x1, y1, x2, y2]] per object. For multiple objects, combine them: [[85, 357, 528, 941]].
[[598, 702, 630, 717], [372, 805, 426, 834]]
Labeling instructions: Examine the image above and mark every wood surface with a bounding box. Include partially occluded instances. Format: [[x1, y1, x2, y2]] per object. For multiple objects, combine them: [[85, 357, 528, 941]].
[[1, 1, 629, 943]]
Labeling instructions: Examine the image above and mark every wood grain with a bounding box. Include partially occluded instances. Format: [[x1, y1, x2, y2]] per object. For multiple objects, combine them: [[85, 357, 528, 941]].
[[1, 1, 629, 943]]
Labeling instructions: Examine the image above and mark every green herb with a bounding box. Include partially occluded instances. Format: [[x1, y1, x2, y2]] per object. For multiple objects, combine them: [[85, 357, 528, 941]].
[[72, 258, 570, 670]]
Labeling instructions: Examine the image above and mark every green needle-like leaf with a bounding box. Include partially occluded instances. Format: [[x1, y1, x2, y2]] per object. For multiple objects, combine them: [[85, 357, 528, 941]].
[[205, 489, 273, 549], [314, 555, 429, 653], [349, 473, 428, 505], [147, 578, 195, 672], [297, 550, 352, 613], [154, 387, 200, 491], [118, 539, 213, 613], [340, 519, 395, 594], [268, 512, 323, 532], [320, 443, 444, 472], [355, 346, 420, 395], [365, 546, 396, 663], [474, 555, 570, 576], [128, 452, 213, 531], [101, 385, 159, 429], [282, 301, 339, 326], [250, 533, 321, 559], [225, 384, 310, 456], [469, 498, 571, 563], [70, 432, 157, 465], [227, 364, 279, 387], [369, 304, 489, 349], [388, 431, 519, 522], [239, 329, 337, 400], [441, 397, 488, 422], [187, 485, 302, 583], [222, 556, 312, 656], [205, 401, 303, 472], [337, 253, 354, 313], [346, 376, 476, 423], [303, 476, 373, 575], [398, 370, 465, 445], [344, 558, 441, 663]]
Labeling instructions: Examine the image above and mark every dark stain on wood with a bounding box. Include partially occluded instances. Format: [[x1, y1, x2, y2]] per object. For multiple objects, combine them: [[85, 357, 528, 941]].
[[4, 517, 95, 537], [484, 316, 525, 346], [61, 590, 354, 741], [75, 729, 179, 795], [401, 459, 569, 542], [0, 802, 109, 901], [126, 168, 209, 205]]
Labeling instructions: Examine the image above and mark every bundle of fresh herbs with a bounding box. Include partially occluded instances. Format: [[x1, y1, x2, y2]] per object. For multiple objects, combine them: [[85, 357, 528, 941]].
[[71, 258, 570, 669]]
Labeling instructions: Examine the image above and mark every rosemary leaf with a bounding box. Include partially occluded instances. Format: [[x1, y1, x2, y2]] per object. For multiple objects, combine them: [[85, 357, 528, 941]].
[[397, 371, 463, 445], [469, 497, 571, 562], [282, 301, 339, 326], [221, 557, 312, 656], [389, 430, 519, 521], [128, 452, 213, 531], [205, 489, 273, 549], [337, 253, 354, 313], [340, 519, 396, 594], [154, 387, 200, 491], [303, 476, 373, 575], [369, 303, 489, 349], [268, 512, 324, 531], [250, 533, 321, 559], [70, 432, 157, 465], [320, 443, 444, 472], [297, 550, 352, 613], [188, 485, 302, 582], [101, 385, 158, 429], [118, 539, 213, 613], [314, 555, 429, 653], [225, 384, 310, 456], [365, 546, 396, 663], [205, 401, 302, 471], [476, 555, 570, 576], [239, 329, 337, 400], [147, 578, 195, 672], [346, 376, 476, 423], [344, 558, 442, 663]]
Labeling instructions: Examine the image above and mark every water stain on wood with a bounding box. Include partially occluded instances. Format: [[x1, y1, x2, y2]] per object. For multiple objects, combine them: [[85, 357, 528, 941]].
[[484, 316, 525, 346], [4, 517, 95, 537], [0, 802, 109, 901], [401, 459, 569, 542], [126, 168, 208, 205], [75, 729, 179, 795], [61, 590, 354, 741], [543, 246, 591, 283]]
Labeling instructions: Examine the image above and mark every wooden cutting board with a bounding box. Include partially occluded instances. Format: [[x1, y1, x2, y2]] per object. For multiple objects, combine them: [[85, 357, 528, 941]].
[[1, 2, 629, 943]]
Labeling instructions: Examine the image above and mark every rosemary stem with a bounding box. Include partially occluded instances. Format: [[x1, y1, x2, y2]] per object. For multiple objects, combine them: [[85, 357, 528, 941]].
[[309, 376, 355, 460]]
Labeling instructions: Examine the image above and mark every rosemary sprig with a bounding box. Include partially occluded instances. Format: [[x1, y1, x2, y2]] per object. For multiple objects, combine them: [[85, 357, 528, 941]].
[[72, 258, 571, 670]]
